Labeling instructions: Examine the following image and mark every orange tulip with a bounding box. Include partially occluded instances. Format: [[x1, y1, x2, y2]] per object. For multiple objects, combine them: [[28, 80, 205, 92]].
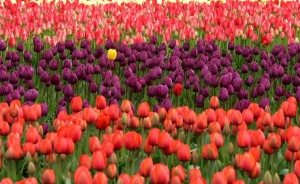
[[294, 160, 300, 177], [237, 130, 250, 148], [139, 157, 153, 177], [112, 130, 124, 150], [71, 96, 83, 112], [147, 128, 160, 146], [118, 173, 131, 184], [42, 169, 55, 184], [210, 132, 224, 148], [189, 167, 202, 181], [22, 142, 36, 156], [209, 96, 219, 109], [101, 141, 114, 158], [53, 136, 68, 154], [230, 110, 242, 125], [222, 166, 236, 184], [201, 143, 218, 160], [95, 95, 107, 110], [267, 133, 282, 150], [281, 100, 297, 118], [91, 150, 107, 171], [249, 162, 261, 178], [212, 172, 227, 184], [158, 131, 173, 150], [1, 178, 13, 184], [288, 136, 300, 152], [79, 154, 91, 169], [131, 174, 145, 184], [236, 152, 256, 173], [124, 131, 142, 150], [106, 163, 118, 178], [82, 107, 98, 123], [120, 100, 132, 113], [249, 129, 265, 147], [205, 108, 216, 123], [0, 120, 10, 135], [247, 147, 261, 162], [93, 172, 108, 184], [137, 102, 150, 118], [273, 109, 286, 128], [96, 113, 110, 130], [283, 173, 299, 184], [89, 136, 101, 153], [74, 166, 93, 184], [171, 165, 186, 182], [242, 109, 254, 124], [177, 144, 191, 162], [150, 163, 170, 184], [107, 104, 120, 121]]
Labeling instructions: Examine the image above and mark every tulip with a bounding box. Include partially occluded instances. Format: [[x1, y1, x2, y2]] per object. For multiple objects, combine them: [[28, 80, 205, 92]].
[[93, 172, 108, 184], [177, 144, 191, 162], [42, 169, 55, 184], [139, 157, 153, 177], [92, 150, 107, 171], [150, 163, 170, 184], [137, 102, 150, 118], [201, 143, 218, 160], [283, 173, 299, 184], [107, 49, 117, 61], [237, 130, 251, 149]]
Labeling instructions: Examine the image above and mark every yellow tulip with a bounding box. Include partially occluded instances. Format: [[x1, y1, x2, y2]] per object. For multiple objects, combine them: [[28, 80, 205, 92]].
[[107, 49, 117, 61]]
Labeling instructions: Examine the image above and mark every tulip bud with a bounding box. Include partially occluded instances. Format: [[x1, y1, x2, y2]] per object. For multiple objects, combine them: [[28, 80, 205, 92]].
[[223, 123, 230, 135], [121, 113, 128, 126], [33, 153, 39, 162], [273, 173, 281, 184], [60, 154, 67, 160], [178, 131, 185, 142], [228, 142, 234, 155], [295, 37, 299, 43], [106, 127, 112, 134], [106, 164, 118, 178], [151, 113, 160, 127], [108, 153, 117, 164], [263, 171, 272, 184], [24, 152, 32, 163], [191, 150, 199, 164], [38, 125, 44, 136], [27, 162, 36, 175]]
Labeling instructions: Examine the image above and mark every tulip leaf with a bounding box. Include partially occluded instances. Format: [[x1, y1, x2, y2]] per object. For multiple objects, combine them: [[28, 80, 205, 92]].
[[279, 168, 289, 175]]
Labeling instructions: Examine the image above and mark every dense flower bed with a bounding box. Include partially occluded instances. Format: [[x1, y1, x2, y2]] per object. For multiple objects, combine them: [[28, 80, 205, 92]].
[[0, 0, 300, 183]]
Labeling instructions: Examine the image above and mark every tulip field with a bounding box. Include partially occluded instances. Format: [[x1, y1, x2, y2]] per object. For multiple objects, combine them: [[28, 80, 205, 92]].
[[1, 0, 300, 183]]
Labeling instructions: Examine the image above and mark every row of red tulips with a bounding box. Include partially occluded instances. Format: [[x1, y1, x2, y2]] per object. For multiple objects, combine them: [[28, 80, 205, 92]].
[[0, 95, 300, 183], [0, 0, 300, 46]]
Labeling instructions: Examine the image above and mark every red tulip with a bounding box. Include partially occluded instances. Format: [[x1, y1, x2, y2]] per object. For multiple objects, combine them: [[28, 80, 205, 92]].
[[74, 166, 93, 184], [71, 96, 83, 112], [150, 163, 170, 184], [137, 102, 150, 118], [91, 150, 107, 170], [283, 173, 299, 184], [139, 157, 153, 177], [201, 143, 218, 160], [173, 83, 183, 96], [93, 172, 108, 184], [176, 143, 191, 162], [212, 172, 227, 184], [124, 131, 142, 150], [42, 169, 55, 184], [237, 130, 250, 149]]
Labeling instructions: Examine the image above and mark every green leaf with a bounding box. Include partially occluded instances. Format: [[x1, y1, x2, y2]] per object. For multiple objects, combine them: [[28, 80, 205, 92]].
[[279, 169, 289, 176]]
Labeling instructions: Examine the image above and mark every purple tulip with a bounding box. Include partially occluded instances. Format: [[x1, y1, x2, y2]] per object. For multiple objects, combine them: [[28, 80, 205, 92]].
[[24, 88, 39, 102]]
